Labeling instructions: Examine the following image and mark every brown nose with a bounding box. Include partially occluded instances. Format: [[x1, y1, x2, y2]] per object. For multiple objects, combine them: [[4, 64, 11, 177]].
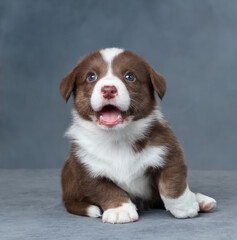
[[101, 85, 117, 99]]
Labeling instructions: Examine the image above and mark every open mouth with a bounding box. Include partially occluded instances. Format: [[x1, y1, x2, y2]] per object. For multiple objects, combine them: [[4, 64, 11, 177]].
[[97, 105, 123, 127]]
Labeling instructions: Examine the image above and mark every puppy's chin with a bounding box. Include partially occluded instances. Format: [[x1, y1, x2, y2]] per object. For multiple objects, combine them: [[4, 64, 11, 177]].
[[90, 104, 132, 130]]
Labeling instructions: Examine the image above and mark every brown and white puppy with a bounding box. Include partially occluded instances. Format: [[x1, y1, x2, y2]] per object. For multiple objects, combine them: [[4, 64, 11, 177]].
[[60, 48, 216, 224]]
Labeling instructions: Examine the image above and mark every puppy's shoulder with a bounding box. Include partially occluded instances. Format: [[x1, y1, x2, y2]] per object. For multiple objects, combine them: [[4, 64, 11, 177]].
[[150, 120, 176, 144], [149, 120, 184, 158]]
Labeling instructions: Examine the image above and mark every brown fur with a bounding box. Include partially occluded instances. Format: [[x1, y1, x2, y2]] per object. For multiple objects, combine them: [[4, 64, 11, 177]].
[[62, 148, 130, 214], [60, 48, 187, 217]]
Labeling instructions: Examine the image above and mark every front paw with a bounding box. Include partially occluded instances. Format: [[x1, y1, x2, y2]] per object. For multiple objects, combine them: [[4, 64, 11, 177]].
[[161, 186, 200, 219], [168, 199, 199, 218], [102, 200, 139, 224]]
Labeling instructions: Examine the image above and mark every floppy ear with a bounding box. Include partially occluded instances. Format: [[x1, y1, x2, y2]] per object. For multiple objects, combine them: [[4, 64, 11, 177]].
[[149, 68, 167, 100], [60, 70, 77, 102]]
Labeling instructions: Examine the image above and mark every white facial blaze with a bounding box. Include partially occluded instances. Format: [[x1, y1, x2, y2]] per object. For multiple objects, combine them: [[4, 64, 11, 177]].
[[100, 48, 124, 67], [90, 48, 130, 112]]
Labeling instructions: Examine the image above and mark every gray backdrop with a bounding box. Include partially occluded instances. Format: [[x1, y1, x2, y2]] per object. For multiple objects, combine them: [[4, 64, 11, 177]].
[[0, 0, 236, 169]]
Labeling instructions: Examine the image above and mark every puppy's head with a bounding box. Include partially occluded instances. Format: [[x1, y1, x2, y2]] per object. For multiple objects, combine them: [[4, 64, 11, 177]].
[[60, 48, 166, 130]]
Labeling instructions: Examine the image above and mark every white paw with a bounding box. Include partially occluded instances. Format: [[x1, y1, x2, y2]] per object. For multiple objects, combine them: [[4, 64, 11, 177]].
[[168, 198, 199, 218], [161, 186, 199, 219], [196, 193, 216, 212], [87, 205, 102, 218], [102, 200, 138, 224]]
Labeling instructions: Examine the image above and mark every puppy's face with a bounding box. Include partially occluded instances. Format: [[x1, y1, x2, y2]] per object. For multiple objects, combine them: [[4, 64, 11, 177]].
[[60, 48, 166, 130]]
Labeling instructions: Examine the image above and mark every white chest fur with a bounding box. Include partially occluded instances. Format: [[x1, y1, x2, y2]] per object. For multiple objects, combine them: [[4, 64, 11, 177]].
[[67, 110, 167, 200]]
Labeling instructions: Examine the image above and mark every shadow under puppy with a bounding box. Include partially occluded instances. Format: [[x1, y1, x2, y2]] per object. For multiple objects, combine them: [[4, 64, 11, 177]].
[[60, 48, 216, 224]]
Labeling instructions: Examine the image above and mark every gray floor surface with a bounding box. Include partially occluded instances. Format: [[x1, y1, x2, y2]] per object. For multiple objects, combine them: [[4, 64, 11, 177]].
[[0, 169, 236, 240]]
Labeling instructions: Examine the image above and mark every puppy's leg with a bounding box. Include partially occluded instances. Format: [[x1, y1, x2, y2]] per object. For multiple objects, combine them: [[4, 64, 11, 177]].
[[62, 158, 138, 224], [89, 179, 138, 224], [62, 160, 101, 217], [158, 164, 199, 218], [65, 201, 101, 217], [66, 178, 138, 223]]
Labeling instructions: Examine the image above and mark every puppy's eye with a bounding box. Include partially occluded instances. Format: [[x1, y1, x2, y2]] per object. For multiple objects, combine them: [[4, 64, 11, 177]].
[[87, 73, 97, 82], [125, 72, 135, 81]]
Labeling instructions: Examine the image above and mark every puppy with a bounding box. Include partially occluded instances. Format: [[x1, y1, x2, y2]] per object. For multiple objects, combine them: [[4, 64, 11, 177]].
[[60, 48, 216, 224]]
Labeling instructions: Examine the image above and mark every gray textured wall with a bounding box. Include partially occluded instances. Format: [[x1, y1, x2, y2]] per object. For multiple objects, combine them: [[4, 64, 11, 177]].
[[0, 0, 237, 169]]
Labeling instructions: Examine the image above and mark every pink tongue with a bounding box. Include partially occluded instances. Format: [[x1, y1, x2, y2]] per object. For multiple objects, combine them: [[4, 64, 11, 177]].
[[101, 109, 121, 123]]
